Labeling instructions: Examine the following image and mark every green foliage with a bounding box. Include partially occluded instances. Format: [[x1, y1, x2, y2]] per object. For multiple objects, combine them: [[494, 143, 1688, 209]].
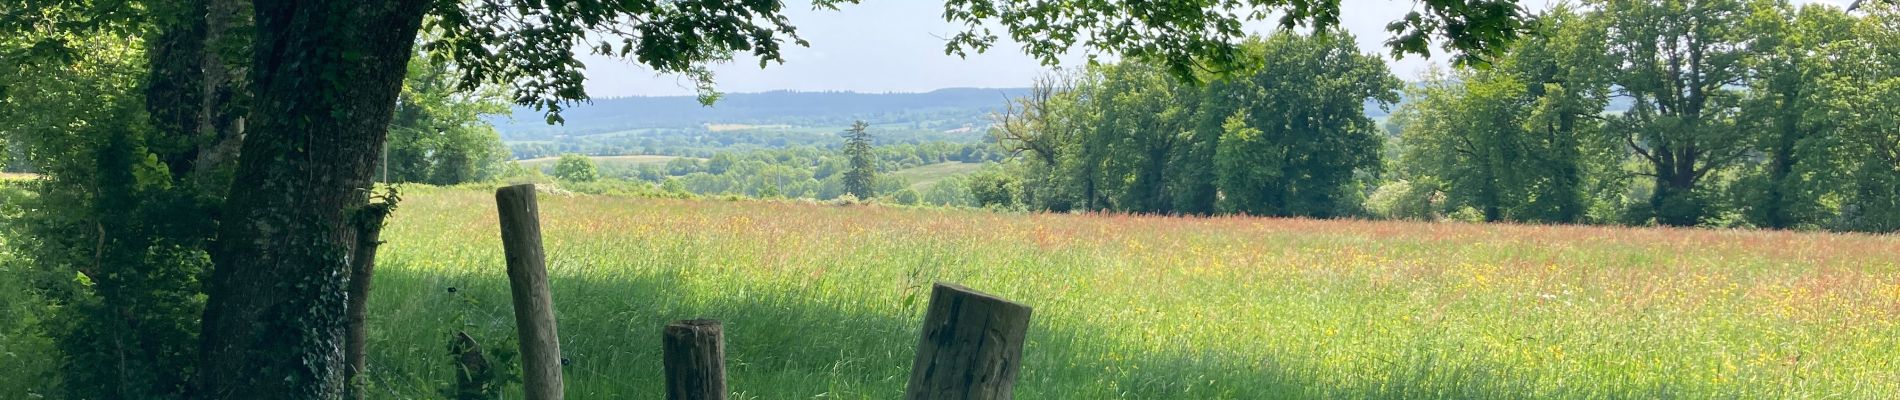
[[842, 121, 877, 199], [1822, 2, 1900, 232], [1597, 0, 1756, 226], [965, 165, 1024, 209], [889, 188, 921, 205], [1212, 33, 1399, 217], [1366, 178, 1445, 221], [922, 175, 977, 207], [939, 0, 1526, 78], [385, 42, 510, 185], [550, 153, 599, 183], [432, 289, 520, 400], [0, 32, 215, 399], [992, 31, 1398, 218], [1721, 3, 1858, 230], [0, 180, 58, 397], [1390, 22, 1616, 225]]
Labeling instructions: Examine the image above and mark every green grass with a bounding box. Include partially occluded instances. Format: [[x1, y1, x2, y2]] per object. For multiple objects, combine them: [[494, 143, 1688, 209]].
[[888, 162, 983, 191], [361, 186, 1900, 399]]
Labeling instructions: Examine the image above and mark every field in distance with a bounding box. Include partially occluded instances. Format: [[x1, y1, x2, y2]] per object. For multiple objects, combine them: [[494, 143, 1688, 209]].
[[888, 161, 983, 191], [515, 154, 691, 168], [364, 186, 1900, 399]]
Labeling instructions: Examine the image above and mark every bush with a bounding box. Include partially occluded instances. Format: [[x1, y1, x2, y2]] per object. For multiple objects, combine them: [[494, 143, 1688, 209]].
[[551, 154, 600, 182], [888, 188, 921, 205], [1366, 179, 1443, 221], [965, 168, 1022, 209]]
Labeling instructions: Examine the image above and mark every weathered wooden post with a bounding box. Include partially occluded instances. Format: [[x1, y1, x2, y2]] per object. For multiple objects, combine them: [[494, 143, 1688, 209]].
[[496, 184, 565, 400], [903, 282, 1033, 400], [662, 319, 728, 400]]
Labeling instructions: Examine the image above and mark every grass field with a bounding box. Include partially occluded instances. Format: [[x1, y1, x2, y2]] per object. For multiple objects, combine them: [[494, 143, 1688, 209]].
[[888, 162, 983, 191], [516, 155, 692, 169], [363, 186, 1900, 399], [0, 172, 39, 181]]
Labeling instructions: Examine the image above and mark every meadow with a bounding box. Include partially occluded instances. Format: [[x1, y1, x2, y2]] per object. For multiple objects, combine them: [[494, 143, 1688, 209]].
[[888, 162, 983, 192], [362, 185, 1900, 399]]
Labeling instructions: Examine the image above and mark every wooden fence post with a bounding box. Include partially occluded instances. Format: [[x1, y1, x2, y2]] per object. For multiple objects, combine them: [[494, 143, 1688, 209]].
[[903, 282, 1033, 400], [496, 184, 564, 400], [662, 319, 728, 400]]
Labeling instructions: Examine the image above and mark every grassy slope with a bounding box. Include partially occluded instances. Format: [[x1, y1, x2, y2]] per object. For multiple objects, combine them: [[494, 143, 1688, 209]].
[[366, 187, 1900, 399], [888, 162, 982, 191]]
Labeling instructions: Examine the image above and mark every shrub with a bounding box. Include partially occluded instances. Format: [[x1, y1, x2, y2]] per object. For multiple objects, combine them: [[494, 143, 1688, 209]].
[[551, 154, 600, 182]]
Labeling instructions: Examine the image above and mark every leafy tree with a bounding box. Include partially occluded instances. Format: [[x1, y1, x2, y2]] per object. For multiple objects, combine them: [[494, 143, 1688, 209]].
[[1212, 32, 1401, 217], [1499, 5, 1619, 223], [1394, 70, 1535, 222], [384, 42, 510, 185], [1091, 62, 1195, 213], [1596, 0, 1755, 226], [1390, 7, 1614, 223], [551, 153, 600, 183], [1733, 3, 1858, 229], [966, 165, 1024, 209], [985, 31, 1399, 218], [0, 16, 225, 399], [1824, 2, 1900, 232], [842, 121, 876, 199]]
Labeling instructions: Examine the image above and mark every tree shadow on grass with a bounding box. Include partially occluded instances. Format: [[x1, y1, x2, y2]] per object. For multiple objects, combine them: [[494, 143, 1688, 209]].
[[364, 266, 1564, 399]]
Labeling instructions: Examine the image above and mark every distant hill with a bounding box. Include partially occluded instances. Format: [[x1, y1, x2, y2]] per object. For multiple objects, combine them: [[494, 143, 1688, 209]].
[[495, 88, 1032, 140], [492, 86, 1634, 141]]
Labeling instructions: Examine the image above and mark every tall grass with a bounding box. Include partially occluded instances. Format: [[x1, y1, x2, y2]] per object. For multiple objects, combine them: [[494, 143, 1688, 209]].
[[364, 186, 1900, 399]]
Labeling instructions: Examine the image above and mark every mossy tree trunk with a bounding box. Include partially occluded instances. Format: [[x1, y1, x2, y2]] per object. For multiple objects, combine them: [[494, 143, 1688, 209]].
[[196, 1, 429, 398]]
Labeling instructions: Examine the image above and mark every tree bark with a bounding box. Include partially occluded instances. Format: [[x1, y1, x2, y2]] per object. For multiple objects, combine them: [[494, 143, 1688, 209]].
[[197, 1, 429, 398]]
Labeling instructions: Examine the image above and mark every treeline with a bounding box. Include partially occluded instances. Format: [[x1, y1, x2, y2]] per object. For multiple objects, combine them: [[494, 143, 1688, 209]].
[[542, 141, 999, 203], [972, 1, 1900, 232], [972, 31, 1398, 217], [506, 125, 988, 160]]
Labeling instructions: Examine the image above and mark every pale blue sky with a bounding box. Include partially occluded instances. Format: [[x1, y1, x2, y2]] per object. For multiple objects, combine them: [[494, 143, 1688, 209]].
[[580, 0, 1852, 97]]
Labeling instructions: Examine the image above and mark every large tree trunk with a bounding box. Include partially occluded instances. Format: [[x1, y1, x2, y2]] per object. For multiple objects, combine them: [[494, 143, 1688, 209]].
[[197, 1, 428, 398], [1651, 158, 1702, 227]]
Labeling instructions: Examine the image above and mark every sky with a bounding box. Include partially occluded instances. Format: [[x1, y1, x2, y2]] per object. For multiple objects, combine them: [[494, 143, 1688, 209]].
[[580, 0, 1854, 98]]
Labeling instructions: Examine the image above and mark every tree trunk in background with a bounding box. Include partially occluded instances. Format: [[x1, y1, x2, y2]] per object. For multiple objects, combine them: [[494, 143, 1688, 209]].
[[197, 1, 428, 398], [345, 202, 393, 400]]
